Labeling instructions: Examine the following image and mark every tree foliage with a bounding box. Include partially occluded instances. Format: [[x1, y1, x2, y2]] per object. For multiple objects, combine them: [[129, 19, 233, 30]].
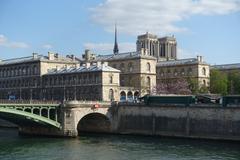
[[210, 69, 228, 95], [152, 78, 191, 95], [227, 71, 240, 94]]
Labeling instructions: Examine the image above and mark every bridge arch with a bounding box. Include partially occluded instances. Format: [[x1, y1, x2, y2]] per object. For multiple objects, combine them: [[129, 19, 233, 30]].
[[77, 113, 111, 135]]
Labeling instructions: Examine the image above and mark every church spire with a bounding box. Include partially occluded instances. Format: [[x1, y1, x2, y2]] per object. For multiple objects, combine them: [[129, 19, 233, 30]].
[[113, 24, 119, 55]]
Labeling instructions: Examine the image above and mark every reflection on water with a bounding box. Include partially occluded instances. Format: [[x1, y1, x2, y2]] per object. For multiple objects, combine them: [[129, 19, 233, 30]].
[[0, 128, 240, 160]]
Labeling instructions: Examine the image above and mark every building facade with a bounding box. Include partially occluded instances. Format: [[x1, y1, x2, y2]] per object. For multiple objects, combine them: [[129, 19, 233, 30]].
[[156, 56, 210, 89], [136, 32, 177, 61], [0, 32, 211, 101], [0, 53, 120, 101], [81, 48, 157, 99]]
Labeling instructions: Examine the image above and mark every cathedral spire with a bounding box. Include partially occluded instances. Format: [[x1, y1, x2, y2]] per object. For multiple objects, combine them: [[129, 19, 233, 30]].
[[113, 24, 119, 55]]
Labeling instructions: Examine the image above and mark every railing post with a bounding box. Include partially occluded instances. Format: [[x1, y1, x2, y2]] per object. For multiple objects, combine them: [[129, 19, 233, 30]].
[[47, 109, 50, 119], [55, 109, 58, 122]]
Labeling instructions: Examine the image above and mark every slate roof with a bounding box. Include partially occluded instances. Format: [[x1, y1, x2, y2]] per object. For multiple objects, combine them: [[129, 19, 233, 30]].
[[46, 64, 120, 75], [157, 58, 206, 67], [94, 51, 156, 61], [0, 54, 78, 66], [211, 63, 240, 70], [0, 55, 46, 65]]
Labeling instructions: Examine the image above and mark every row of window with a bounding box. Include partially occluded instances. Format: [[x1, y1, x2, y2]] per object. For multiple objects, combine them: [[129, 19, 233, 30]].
[[112, 62, 151, 72], [0, 78, 40, 88], [0, 65, 39, 78], [157, 67, 207, 77], [43, 74, 101, 86]]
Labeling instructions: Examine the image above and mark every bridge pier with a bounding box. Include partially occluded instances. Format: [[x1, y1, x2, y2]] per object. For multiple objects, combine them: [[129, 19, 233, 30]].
[[60, 101, 113, 137]]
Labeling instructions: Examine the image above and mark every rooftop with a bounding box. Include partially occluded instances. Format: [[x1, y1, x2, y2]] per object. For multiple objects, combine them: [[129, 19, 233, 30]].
[[93, 51, 156, 61], [0, 53, 78, 66], [157, 57, 206, 67], [46, 63, 120, 75], [211, 63, 240, 70]]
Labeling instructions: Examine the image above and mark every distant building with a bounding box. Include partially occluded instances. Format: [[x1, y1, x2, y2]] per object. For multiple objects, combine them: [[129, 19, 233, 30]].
[[136, 32, 177, 61], [0, 52, 120, 101], [0, 32, 210, 101], [211, 63, 240, 73], [81, 48, 157, 99], [156, 56, 210, 88]]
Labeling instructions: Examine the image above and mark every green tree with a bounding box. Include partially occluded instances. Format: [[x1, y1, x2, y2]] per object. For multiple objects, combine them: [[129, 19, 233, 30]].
[[227, 71, 240, 94], [210, 70, 228, 95], [187, 77, 199, 94]]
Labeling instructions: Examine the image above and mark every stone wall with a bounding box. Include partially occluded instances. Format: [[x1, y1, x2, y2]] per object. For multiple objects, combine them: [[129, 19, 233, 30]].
[[113, 104, 240, 141]]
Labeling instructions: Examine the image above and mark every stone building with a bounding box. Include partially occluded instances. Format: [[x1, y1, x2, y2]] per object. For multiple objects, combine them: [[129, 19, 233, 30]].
[[81, 48, 157, 100], [0, 52, 120, 101], [0, 52, 78, 100], [156, 56, 210, 88], [0, 31, 210, 101], [136, 32, 177, 61], [43, 62, 120, 101], [211, 63, 240, 73]]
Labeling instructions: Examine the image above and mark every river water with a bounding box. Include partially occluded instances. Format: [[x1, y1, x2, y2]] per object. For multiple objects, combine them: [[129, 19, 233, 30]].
[[0, 128, 240, 160]]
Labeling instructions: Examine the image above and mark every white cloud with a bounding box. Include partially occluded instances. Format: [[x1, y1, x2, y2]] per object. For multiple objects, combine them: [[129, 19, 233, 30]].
[[0, 34, 29, 48], [91, 0, 240, 35], [84, 42, 135, 54], [42, 44, 53, 49]]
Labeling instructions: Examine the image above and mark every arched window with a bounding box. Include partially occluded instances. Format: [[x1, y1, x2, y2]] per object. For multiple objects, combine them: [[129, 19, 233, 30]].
[[146, 76, 151, 87], [188, 68, 192, 75], [127, 91, 133, 101], [203, 80, 206, 86], [147, 62, 151, 72], [120, 63, 125, 72], [174, 69, 178, 76], [167, 69, 171, 75], [109, 89, 114, 101], [120, 91, 126, 101], [109, 75, 113, 84], [202, 67, 206, 75], [128, 62, 133, 72], [181, 68, 185, 75], [113, 64, 117, 69]]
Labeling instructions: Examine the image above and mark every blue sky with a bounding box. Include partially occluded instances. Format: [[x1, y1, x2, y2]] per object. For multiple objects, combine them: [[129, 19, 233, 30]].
[[0, 0, 240, 65]]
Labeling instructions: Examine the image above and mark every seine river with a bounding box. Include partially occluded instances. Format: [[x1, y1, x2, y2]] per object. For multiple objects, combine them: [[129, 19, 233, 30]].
[[0, 128, 240, 160]]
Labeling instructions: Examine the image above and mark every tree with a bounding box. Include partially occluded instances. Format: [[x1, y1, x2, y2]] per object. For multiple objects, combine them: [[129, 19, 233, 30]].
[[210, 70, 228, 95], [227, 71, 240, 94], [152, 78, 191, 95]]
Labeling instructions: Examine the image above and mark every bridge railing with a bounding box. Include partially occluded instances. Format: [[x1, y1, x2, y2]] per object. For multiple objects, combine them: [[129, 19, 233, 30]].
[[0, 99, 61, 104]]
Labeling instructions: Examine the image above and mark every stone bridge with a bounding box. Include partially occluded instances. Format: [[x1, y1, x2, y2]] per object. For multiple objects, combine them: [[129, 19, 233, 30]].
[[0, 100, 114, 137], [1, 101, 240, 141], [61, 101, 114, 137]]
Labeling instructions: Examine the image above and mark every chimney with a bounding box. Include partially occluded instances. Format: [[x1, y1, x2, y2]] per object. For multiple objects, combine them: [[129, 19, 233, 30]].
[[96, 61, 102, 67], [197, 55, 203, 62], [32, 53, 38, 59], [103, 61, 108, 66], [86, 62, 91, 68], [71, 54, 75, 61], [48, 52, 55, 60], [84, 49, 91, 61]]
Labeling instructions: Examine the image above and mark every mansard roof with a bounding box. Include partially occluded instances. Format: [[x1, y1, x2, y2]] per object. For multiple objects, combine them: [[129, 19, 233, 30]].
[[211, 63, 240, 70], [94, 51, 156, 61], [156, 58, 207, 67], [0, 54, 78, 66], [45, 64, 120, 75], [0, 55, 45, 65]]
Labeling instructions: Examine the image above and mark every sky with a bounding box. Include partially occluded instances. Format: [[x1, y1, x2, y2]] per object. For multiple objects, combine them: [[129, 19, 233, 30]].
[[0, 0, 240, 65]]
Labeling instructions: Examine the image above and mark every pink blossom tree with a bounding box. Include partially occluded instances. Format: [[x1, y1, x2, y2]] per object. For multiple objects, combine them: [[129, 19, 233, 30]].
[[152, 78, 192, 95]]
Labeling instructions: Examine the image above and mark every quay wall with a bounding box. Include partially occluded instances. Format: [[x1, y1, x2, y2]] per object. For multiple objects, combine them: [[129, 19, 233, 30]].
[[113, 104, 240, 141]]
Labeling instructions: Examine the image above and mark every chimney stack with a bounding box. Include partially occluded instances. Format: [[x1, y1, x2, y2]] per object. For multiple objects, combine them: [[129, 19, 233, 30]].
[[32, 53, 38, 59], [48, 52, 55, 60]]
